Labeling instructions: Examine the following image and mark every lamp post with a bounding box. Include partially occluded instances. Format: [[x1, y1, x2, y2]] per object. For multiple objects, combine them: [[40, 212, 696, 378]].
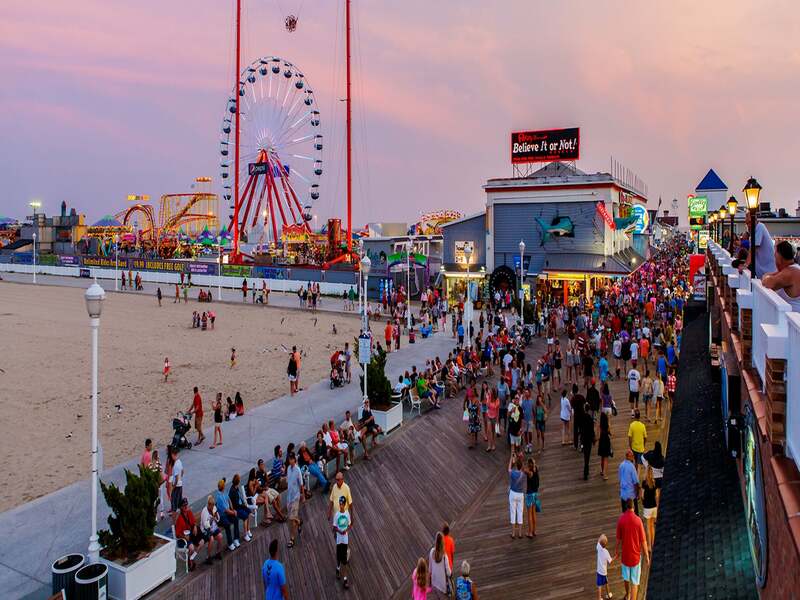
[[464, 246, 473, 350], [719, 207, 727, 249], [217, 236, 223, 301], [743, 177, 762, 276], [359, 255, 371, 405], [518, 240, 525, 331], [710, 214, 717, 243], [85, 281, 106, 563], [114, 234, 119, 291], [406, 237, 413, 331], [727, 196, 738, 254], [32, 232, 37, 284]]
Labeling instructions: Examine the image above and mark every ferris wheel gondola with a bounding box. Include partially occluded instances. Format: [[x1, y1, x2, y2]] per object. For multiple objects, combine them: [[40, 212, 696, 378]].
[[219, 56, 322, 244]]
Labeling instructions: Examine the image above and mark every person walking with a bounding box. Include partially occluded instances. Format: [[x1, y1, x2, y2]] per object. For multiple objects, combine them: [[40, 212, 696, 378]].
[[210, 392, 223, 448], [616, 498, 650, 600], [508, 454, 525, 539], [454, 561, 480, 600], [285, 452, 304, 548], [163, 357, 170, 383], [156, 287, 162, 306], [262, 539, 288, 600], [597, 411, 612, 480], [595, 534, 614, 600], [174, 282, 180, 303], [627, 410, 647, 473], [465, 391, 481, 450], [332, 494, 352, 589], [428, 532, 452, 599], [524, 457, 540, 537], [579, 402, 596, 481], [486, 389, 499, 452], [187, 386, 205, 446], [618, 449, 640, 514], [641, 464, 659, 548], [642, 441, 665, 502], [411, 556, 431, 600], [559, 389, 573, 446], [534, 394, 547, 452]]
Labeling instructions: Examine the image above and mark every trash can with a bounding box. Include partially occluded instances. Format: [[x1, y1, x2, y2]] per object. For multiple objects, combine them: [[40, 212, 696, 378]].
[[51, 553, 85, 598], [74, 562, 108, 600]]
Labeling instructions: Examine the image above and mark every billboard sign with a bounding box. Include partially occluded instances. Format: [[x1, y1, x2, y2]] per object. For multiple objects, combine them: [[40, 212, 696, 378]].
[[698, 230, 710, 250], [688, 195, 708, 230], [511, 128, 580, 164], [632, 204, 650, 234]]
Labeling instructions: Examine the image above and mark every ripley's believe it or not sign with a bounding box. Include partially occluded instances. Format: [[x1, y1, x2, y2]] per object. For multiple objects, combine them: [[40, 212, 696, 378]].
[[511, 128, 580, 163]]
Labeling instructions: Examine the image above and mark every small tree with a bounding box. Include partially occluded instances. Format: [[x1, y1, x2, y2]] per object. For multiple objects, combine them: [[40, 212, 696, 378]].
[[354, 340, 394, 410], [98, 465, 161, 561]]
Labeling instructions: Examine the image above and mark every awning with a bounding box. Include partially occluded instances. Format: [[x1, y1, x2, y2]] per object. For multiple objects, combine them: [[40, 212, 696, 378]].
[[541, 247, 647, 276]]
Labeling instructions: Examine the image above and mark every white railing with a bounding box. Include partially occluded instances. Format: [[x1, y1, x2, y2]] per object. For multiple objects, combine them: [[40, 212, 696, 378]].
[[786, 313, 800, 464], [751, 280, 791, 387], [0, 263, 352, 295]]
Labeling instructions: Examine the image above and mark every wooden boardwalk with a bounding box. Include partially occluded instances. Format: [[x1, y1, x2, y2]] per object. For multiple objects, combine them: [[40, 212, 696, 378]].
[[150, 336, 669, 600]]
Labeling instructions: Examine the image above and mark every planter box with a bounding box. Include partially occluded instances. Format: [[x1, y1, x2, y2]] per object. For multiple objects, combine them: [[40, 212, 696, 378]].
[[99, 533, 176, 600], [372, 401, 403, 433]]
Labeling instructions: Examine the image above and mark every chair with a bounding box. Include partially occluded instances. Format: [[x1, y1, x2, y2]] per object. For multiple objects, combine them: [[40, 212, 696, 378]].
[[391, 391, 403, 407], [171, 524, 189, 574], [241, 484, 258, 530], [408, 388, 422, 416]]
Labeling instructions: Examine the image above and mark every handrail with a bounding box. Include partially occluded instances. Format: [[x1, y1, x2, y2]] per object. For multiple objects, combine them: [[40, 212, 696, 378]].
[[786, 313, 800, 463]]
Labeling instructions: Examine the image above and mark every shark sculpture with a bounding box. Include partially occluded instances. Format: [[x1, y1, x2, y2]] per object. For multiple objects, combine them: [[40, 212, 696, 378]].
[[614, 215, 638, 233], [535, 215, 574, 246]]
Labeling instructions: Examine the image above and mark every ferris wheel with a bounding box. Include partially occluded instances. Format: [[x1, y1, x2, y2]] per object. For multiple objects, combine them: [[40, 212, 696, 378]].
[[219, 56, 322, 244]]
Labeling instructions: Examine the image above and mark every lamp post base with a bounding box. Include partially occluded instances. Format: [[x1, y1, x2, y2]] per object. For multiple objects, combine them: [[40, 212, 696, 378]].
[[88, 534, 101, 563]]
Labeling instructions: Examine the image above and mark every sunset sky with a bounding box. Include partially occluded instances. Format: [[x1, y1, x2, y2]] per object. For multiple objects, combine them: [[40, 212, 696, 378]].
[[2, 0, 799, 225]]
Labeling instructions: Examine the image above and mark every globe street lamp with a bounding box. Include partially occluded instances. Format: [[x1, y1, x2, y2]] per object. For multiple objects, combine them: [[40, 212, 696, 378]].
[[743, 177, 762, 276], [727, 196, 738, 254], [217, 235, 223, 301], [464, 245, 473, 350], [359, 255, 371, 405], [84, 281, 106, 563], [518, 240, 526, 331]]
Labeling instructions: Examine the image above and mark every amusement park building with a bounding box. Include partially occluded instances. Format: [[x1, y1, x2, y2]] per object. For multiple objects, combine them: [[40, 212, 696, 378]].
[[441, 161, 649, 304], [16, 201, 86, 255]]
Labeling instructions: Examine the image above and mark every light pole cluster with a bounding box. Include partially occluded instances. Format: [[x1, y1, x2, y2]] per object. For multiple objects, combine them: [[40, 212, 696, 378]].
[[84, 281, 106, 563], [359, 255, 371, 405], [464, 246, 473, 350]]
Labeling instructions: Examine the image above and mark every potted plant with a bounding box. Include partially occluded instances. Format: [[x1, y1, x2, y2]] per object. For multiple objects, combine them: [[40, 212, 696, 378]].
[[98, 466, 176, 600], [356, 342, 403, 432]]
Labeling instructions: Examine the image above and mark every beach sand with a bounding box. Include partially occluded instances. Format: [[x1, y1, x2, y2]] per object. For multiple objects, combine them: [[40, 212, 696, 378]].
[[0, 282, 361, 512]]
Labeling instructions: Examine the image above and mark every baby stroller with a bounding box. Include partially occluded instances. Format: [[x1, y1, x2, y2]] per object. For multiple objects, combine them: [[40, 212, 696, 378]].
[[330, 351, 346, 389], [171, 411, 193, 449]]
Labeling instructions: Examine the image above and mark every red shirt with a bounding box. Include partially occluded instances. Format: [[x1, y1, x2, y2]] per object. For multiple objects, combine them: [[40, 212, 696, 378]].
[[175, 509, 196, 539], [443, 535, 455, 570], [667, 375, 677, 393], [193, 393, 203, 417], [616, 510, 646, 567]]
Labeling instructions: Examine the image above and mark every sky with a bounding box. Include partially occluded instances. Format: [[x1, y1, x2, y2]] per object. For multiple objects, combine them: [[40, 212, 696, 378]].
[[2, 0, 799, 226]]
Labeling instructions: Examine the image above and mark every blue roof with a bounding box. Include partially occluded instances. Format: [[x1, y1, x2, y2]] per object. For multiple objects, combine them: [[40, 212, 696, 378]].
[[695, 169, 727, 191]]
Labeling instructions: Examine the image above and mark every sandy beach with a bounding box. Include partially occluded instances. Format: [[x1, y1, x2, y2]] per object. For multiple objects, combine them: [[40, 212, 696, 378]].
[[0, 281, 361, 513]]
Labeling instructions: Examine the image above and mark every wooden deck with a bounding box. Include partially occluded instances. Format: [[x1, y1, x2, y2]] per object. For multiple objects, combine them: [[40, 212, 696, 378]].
[[150, 337, 669, 600]]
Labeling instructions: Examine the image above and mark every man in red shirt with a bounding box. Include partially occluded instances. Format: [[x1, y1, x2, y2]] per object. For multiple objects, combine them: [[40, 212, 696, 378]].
[[175, 498, 207, 571], [666, 368, 677, 402], [616, 498, 650, 600], [188, 386, 206, 447]]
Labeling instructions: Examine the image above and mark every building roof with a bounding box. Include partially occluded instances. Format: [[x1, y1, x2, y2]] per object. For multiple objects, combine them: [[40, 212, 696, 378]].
[[695, 169, 728, 191], [440, 211, 485, 229]]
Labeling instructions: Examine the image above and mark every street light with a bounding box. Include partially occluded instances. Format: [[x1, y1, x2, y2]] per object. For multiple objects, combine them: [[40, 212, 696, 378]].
[[114, 234, 119, 291], [743, 177, 762, 276], [217, 235, 223, 301], [708, 214, 715, 243], [84, 280, 106, 563], [727, 195, 738, 254], [406, 237, 413, 331], [719, 207, 727, 248], [359, 255, 371, 405], [32, 232, 37, 284], [464, 245, 473, 350], [518, 240, 526, 331]]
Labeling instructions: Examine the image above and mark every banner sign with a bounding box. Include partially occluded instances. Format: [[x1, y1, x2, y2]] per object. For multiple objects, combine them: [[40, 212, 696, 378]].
[[596, 202, 615, 230], [58, 255, 80, 266], [253, 266, 287, 280], [221, 264, 253, 278], [688, 195, 708, 231], [188, 262, 218, 275], [128, 258, 185, 273], [511, 127, 580, 164], [698, 230, 710, 250], [82, 256, 118, 269]]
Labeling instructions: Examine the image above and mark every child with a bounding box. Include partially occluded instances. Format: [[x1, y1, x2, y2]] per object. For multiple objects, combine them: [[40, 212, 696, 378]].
[[163, 357, 171, 383], [332, 495, 351, 589], [230, 347, 236, 369], [596, 533, 614, 600]]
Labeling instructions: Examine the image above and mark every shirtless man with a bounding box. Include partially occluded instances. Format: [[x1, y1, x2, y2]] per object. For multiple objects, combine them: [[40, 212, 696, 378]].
[[763, 241, 800, 312]]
